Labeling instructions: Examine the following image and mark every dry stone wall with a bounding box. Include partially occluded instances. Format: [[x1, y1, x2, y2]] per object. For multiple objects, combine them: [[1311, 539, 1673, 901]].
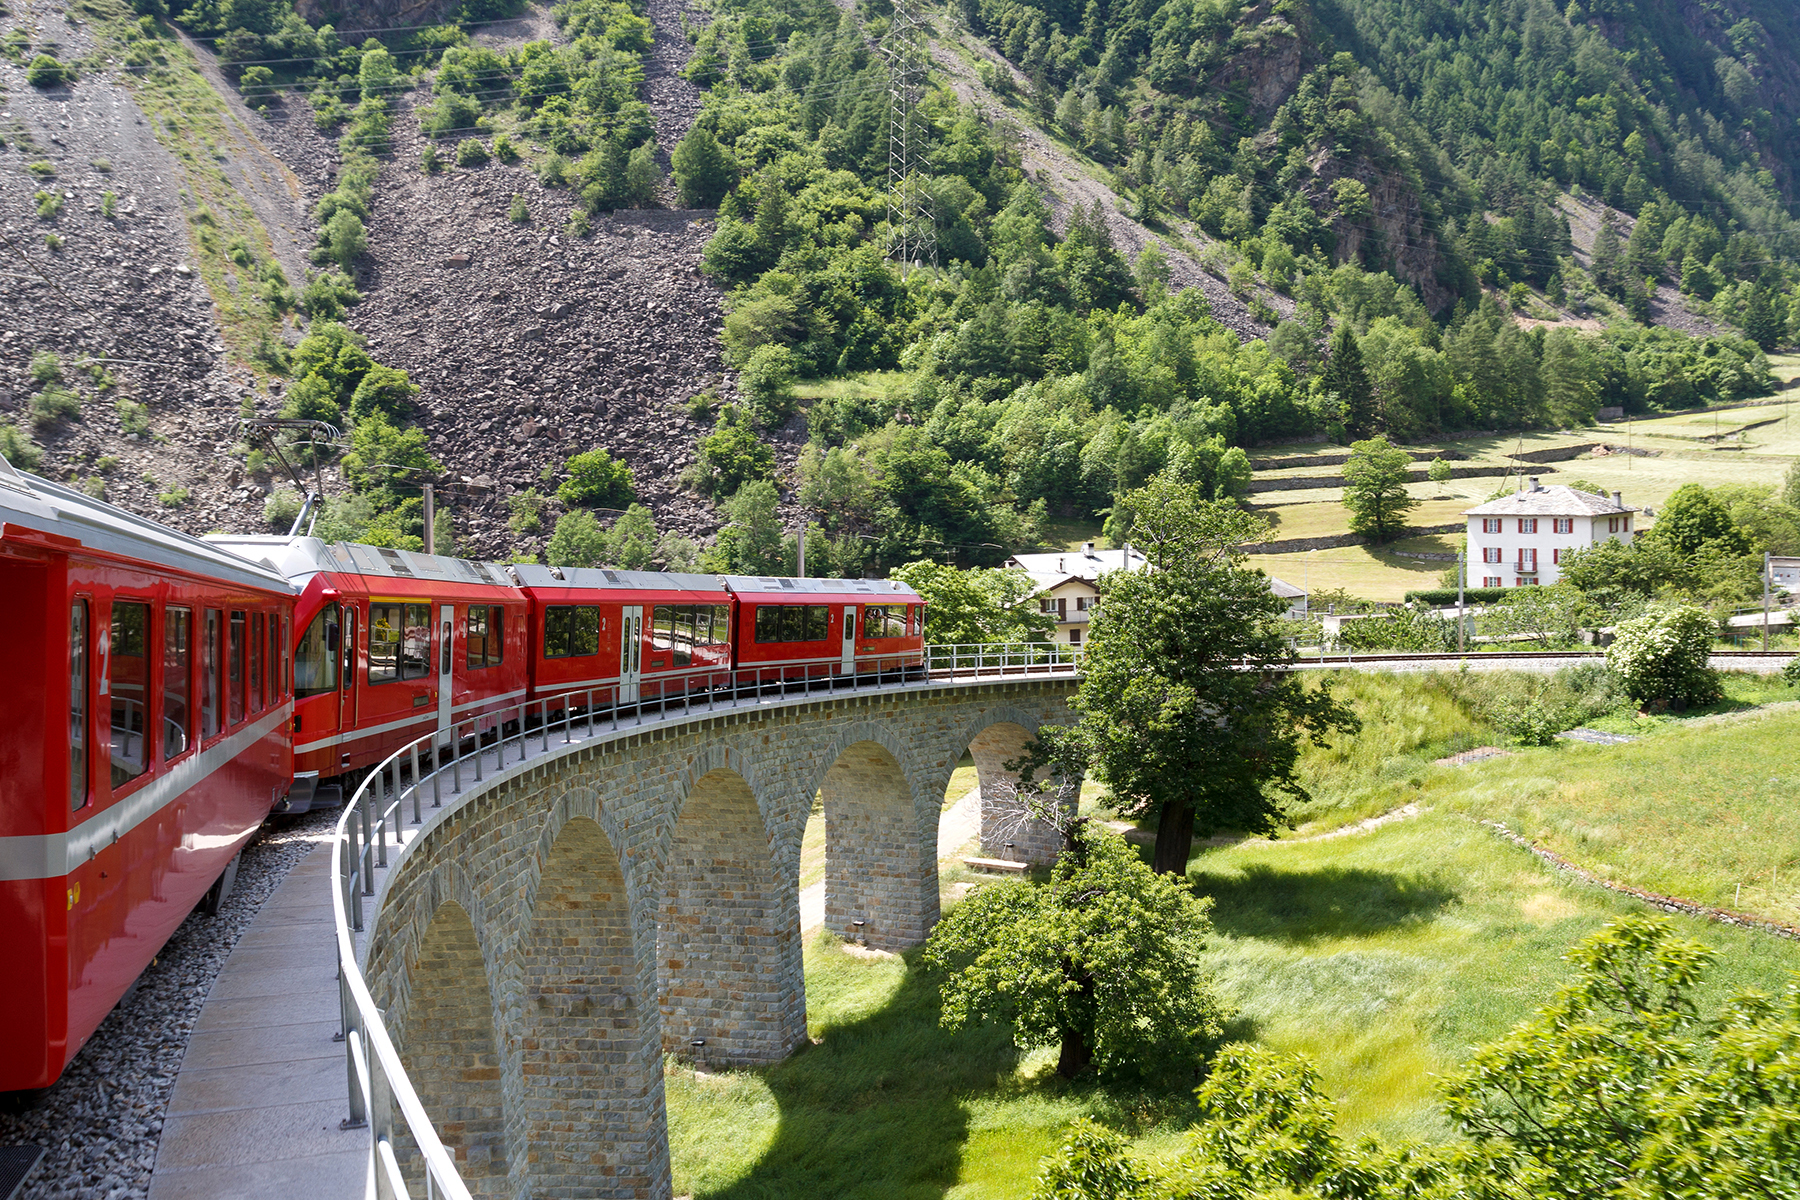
[[361, 677, 1077, 1200]]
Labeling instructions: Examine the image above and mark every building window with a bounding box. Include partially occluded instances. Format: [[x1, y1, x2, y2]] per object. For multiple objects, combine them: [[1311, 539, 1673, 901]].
[[1482, 577, 1502, 588], [1482, 518, 1502, 533], [1554, 518, 1573, 534], [1608, 517, 1621, 533], [1516, 578, 1539, 587], [1518, 548, 1537, 570], [1075, 596, 1090, 612], [1552, 548, 1564, 565], [1519, 518, 1538, 534], [1482, 547, 1502, 564], [1624, 516, 1632, 532], [1069, 627, 1082, 645]]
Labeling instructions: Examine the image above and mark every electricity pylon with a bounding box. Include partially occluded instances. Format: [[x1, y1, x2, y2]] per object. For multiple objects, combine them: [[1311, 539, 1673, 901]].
[[880, 0, 936, 275]]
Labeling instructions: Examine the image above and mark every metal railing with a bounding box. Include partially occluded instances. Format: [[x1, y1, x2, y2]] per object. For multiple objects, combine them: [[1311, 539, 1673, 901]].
[[926, 642, 1084, 676], [331, 650, 1071, 1198]]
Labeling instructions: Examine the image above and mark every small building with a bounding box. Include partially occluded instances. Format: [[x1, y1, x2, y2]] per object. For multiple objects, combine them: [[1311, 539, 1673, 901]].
[[1005, 542, 1308, 645], [1463, 479, 1637, 589], [1770, 555, 1800, 595]]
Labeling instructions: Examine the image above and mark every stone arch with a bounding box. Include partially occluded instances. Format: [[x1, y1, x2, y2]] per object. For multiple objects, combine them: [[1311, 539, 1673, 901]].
[[814, 724, 937, 950], [954, 706, 1079, 865], [511, 814, 668, 1200], [393, 900, 509, 1196], [658, 765, 804, 1065]]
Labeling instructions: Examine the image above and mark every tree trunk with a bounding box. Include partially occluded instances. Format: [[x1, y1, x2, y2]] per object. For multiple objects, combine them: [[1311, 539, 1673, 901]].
[[1056, 1025, 1094, 1078], [1152, 798, 1195, 875]]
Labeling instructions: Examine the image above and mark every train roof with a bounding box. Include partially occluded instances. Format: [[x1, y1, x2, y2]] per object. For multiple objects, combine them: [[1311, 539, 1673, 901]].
[[510, 563, 728, 593], [207, 535, 518, 589], [0, 458, 295, 593], [721, 575, 924, 601]]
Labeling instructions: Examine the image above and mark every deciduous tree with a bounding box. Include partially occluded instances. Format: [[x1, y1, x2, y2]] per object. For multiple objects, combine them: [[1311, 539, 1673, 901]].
[[1342, 435, 1419, 543]]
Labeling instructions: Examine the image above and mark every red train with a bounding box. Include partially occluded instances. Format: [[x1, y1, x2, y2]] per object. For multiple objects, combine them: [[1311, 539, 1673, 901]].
[[1, 462, 295, 1094], [0, 476, 924, 1095]]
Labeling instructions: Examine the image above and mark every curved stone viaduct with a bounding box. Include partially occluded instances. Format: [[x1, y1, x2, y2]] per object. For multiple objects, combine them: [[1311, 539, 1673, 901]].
[[354, 675, 1079, 1200]]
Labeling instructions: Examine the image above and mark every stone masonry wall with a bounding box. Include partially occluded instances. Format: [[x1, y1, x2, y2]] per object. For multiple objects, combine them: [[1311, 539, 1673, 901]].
[[360, 678, 1078, 1200]]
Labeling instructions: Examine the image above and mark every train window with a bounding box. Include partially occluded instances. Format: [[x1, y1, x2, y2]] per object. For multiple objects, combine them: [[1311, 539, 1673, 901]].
[[861, 606, 907, 639], [163, 608, 191, 762], [651, 606, 694, 667], [295, 606, 340, 697], [281, 616, 290, 699], [203, 610, 221, 738], [250, 613, 265, 713], [70, 601, 88, 811], [467, 606, 504, 668], [753, 605, 831, 643], [711, 605, 731, 645], [542, 606, 600, 658], [341, 610, 355, 691], [228, 612, 246, 725], [110, 602, 150, 786], [368, 602, 432, 683]]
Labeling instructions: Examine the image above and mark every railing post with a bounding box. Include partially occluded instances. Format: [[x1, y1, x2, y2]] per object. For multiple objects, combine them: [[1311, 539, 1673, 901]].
[[409, 742, 422, 824], [369, 1040, 397, 1200], [452, 724, 463, 793], [360, 784, 375, 895], [474, 725, 484, 782], [374, 768, 388, 869], [431, 740, 442, 807]]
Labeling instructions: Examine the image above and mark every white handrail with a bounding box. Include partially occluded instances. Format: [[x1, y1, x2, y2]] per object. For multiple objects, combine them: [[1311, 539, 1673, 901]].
[[326, 647, 1078, 1197]]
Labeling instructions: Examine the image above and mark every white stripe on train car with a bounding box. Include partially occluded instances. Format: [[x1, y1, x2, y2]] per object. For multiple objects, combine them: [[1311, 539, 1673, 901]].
[[292, 687, 530, 756], [0, 703, 292, 883]]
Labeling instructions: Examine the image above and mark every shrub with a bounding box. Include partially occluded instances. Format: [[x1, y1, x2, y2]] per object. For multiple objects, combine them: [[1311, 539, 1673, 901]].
[[264, 489, 304, 530], [239, 65, 276, 107], [508, 487, 544, 534], [537, 153, 568, 186], [420, 143, 442, 173], [557, 448, 636, 509], [101, 190, 117, 219], [44, 233, 62, 251], [158, 485, 190, 507], [115, 398, 151, 436], [508, 193, 529, 223], [26, 53, 73, 87], [27, 160, 55, 177], [739, 343, 797, 427], [34, 191, 63, 220], [1427, 456, 1452, 483], [313, 209, 367, 271], [90, 158, 111, 173], [455, 138, 489, 167], [0, 423, 43, 470], [300, 269, 363, 319], [564, 209, 591, 237], [31, 385, 80, 427], [546, 509, 607, 567], [1605, 604, 1722, 709], [29, 351, 62, 385], [1782, 656, 1800, 687], [493, 133, 520, 163], [1403, 587, 1507, 606]]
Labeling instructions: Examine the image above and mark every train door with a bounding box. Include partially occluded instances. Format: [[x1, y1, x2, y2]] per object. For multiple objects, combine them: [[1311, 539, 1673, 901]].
[[620, 606, 642, 703], [841, 605, 856, 674], [436, 604, 454, 744]]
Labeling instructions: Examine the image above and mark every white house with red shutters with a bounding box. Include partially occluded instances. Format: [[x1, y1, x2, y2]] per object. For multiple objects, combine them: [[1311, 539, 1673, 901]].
[[1463, 478, 1638, 589]]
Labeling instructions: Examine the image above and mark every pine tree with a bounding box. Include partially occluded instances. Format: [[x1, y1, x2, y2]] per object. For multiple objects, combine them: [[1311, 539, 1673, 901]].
[[1318, 324, 1376, 437], [1743, 283, 1783, 351], [1591, 213, 1622, 296]]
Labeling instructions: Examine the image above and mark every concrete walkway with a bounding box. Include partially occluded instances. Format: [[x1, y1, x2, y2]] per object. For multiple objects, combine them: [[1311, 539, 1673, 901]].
[[799, 785, 983, 932], [147, 845, 367, 1200]]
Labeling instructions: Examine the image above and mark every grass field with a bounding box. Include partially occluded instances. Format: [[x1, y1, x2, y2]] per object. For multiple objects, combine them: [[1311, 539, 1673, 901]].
[[666, 799, 1800, 1196]]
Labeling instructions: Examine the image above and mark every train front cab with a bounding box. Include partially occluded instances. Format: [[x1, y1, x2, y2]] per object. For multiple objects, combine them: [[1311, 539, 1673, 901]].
[[514, 566, 734, 711], [1, 499, 293, 1092], [721, 576, 927, 684], [209, 538, 530, 793]]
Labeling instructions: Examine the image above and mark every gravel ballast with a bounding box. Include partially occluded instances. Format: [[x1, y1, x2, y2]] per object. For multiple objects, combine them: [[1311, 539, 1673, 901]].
[[0, 809, 337, 1200]]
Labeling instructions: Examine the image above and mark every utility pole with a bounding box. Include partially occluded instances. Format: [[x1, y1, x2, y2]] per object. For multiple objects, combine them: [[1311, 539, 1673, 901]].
[[796, 511, 807, 578], [880, 0, 935, 276], [1764, 550, 1772, 653], [1457, 547, 1466, 653], [422, 484, 436, 556]]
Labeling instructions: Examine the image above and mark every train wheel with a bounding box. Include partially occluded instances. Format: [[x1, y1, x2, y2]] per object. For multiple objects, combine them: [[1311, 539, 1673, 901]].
[[200, 851, 243, 916]]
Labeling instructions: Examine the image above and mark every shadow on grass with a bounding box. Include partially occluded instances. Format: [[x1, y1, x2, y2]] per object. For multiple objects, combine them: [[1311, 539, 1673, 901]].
[[694, 940, 1208, 1199], [698, 945, 1017, 1200], [1194, 862, 1455, 942]]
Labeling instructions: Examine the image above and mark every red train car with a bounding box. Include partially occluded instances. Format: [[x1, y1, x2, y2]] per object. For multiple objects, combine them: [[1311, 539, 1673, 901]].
[[721, 576, 926, 681], [512, 566, 735, 707], [0, 460, 295, 1092], [209, 537, 528, 807]]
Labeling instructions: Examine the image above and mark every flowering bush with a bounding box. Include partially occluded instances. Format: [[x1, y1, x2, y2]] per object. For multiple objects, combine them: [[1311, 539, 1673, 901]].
[[1605, 604, 1721, 708]]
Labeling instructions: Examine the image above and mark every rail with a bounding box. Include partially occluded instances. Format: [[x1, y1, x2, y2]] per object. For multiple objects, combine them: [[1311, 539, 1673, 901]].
[[329, 652, 1043, 1199]]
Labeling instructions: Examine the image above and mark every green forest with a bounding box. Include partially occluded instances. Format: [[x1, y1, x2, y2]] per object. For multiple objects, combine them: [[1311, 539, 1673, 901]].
[[132, 0, 1800, 565]]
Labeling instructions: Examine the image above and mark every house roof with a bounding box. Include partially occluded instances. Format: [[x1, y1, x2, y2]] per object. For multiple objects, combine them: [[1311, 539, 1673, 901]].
[[1268, 576, 1307, 599], [1463, 483, 1636, 517], [1005, 546, 1148, 580]]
